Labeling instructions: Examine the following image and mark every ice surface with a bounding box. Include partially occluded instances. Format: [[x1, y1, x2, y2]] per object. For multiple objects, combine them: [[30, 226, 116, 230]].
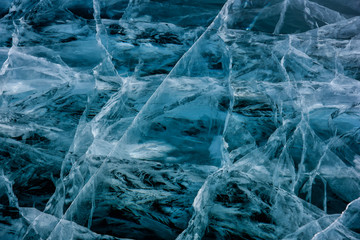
[[1, 0, 360, 239]]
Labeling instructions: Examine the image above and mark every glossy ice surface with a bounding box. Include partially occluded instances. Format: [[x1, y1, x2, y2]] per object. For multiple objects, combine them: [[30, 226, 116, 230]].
[[1, 0, 360, 239]]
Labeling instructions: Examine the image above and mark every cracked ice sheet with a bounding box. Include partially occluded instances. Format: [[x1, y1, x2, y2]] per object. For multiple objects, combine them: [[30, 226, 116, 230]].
[[44, 12, 231, 240], [0, 0, 225, 218], [47, 1, 360, 239], [178, 2, 360, 240], [1, 0, 360, 239], [1, 0, 229, 239]]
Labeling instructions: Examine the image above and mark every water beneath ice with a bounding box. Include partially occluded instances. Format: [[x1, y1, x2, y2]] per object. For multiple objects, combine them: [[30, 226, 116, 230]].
[[1, 0, 360, 239]]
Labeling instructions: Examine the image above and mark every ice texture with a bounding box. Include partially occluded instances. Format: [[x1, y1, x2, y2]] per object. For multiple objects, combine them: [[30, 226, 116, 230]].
[[1, 0, 360, 239]]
